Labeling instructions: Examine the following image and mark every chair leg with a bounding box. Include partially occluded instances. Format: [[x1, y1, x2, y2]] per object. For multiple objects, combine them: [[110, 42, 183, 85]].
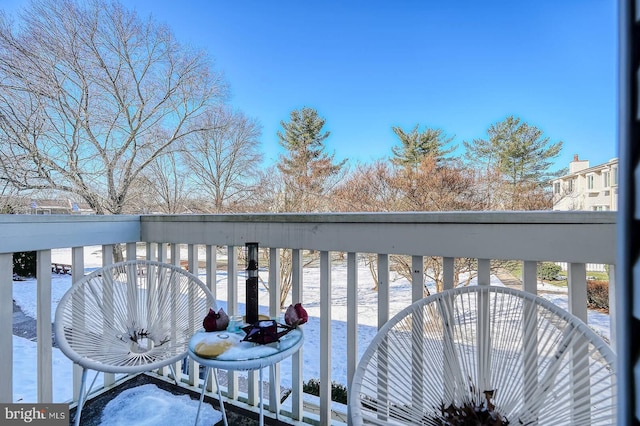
[[169, 363, 180, 386], [74, 368, 88, 426]]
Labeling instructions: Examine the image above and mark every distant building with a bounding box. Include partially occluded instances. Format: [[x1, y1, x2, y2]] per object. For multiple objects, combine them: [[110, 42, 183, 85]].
[[28, 198, 95, 215], [551, 155, 618, 211]]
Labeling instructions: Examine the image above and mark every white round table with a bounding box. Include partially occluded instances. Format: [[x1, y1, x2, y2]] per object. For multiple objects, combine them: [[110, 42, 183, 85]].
[[188, 327, 304, 426]]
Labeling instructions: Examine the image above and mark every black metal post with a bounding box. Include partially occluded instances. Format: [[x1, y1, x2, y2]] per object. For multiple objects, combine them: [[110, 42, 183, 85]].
[[618, 0, 640, 423], [246, 242, 259, 325]]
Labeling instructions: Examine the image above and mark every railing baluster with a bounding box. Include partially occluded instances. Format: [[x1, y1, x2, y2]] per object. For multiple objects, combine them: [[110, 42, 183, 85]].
[[36, 250, 53, 402], [0, 253, 13, 403], [127, 242, 138, 261], [226, 246, 239, 401], [347, 251, 358, 425], [522, 259, 540, 419], [291, 248, 304, 420], [269, 247, 281, 415], [377, 254, 389, 329], [412, 255, 424, 302], [567, 262, 590, 423], [443, 257, 455, 291], [410, 255, 425, 417], [187, 244, 197, 274], [568, 263, 588, 323], [170, 244, 179, 267], [608, 264, 616, 348], [155, 243, 166, 263], [477, 258, 490, 286], [206, 245, 217, 301], [101, 245, 115, 388], [71, 247, 85, 403], [205, 245, 217, 393], [166, 243, 182, 382], [320, 250, 332, 425], [522, 261, 539, 419], [477, 259, 491, 393], [147, 242, 157, 261], [187, 244, 198, 387], [377, 254, 389, 423], [523, 260, 537, 294]]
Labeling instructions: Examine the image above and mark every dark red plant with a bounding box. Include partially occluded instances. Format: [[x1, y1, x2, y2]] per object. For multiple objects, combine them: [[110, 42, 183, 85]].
[[202, 308, 229, 332], [284, 303, 308, 327]]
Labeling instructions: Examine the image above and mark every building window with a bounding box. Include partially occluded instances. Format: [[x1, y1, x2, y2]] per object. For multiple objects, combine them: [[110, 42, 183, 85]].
[[587, 174, 595, 190], [554, 182, 561, 194], [603, 171, 611, 188], [568, 179, 574, 192], [611, 165, 618, 185]]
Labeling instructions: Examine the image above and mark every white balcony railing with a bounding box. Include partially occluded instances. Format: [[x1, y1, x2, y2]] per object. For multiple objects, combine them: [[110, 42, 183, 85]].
[[0, 212, 617, 425]]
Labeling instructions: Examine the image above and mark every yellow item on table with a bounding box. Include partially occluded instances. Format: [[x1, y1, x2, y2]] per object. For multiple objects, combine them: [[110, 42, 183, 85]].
[[194, 340, 233, 358]]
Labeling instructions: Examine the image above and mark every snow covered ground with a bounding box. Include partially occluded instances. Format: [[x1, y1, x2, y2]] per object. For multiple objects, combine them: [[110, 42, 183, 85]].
[[11, 246, 611, 424]]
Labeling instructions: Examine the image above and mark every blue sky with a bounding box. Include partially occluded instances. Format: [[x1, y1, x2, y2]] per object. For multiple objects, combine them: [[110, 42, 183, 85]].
[[6, 0, 618, 171]]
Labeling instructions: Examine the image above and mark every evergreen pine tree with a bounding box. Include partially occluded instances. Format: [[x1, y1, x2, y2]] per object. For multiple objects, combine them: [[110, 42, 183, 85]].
[[277, 107, 346, 211], [464, 116, 563, 185], [391, 125, 456, 171], [463, 115, 563, 209]]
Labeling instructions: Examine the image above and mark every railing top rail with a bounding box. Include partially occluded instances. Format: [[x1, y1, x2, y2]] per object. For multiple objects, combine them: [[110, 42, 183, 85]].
[[0, 212, 616, 262], [0, 214, 140, 223], [141, 211, 616, 225], [0, 214, 140, 253], [141, 212, 616, 263]]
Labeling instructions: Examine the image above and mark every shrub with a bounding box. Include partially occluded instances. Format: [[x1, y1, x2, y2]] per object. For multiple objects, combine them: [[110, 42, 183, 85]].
[[431, 400, 510, 425], [303, 378, 349, 404], [13, 251, 37, 277], [587, 280, 609, 312], [537, 262, 562, 281]]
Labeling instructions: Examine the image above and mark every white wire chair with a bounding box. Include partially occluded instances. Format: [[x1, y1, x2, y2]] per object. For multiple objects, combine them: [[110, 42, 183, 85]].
[[349, 285, 616, 426], [54, 260, 215, 426]]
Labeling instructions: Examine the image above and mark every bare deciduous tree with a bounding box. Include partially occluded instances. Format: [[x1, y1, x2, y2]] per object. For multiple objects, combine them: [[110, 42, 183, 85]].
[[183, 106, 262, 213], [391, 156, 482, 212], [332, 160, 402, 212], [134, 150, 192, 214], [0, 0, 227, 214], [335, 155, 498, 292]]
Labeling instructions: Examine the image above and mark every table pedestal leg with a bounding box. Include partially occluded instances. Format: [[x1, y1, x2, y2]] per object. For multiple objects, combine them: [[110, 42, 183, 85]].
[[194, 366, 209, 426], [214, 368, 228, 426], [259, 367, 264, 426], [195, 367, 228, 426], [269, 364, 279, 420]]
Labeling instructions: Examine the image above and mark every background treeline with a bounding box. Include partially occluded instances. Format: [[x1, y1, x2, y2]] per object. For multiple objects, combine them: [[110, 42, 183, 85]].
[[0, 0, 565, 217]]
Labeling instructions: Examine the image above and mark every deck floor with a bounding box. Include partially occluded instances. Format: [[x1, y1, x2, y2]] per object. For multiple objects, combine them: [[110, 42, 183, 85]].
[[71, 373, 291, 426]]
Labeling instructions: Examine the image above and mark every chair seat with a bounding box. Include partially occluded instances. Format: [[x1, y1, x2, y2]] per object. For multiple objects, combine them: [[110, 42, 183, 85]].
[[54, 260, 216, 425], [55, 260, 213, 374], [349, 286, 616, 425]]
